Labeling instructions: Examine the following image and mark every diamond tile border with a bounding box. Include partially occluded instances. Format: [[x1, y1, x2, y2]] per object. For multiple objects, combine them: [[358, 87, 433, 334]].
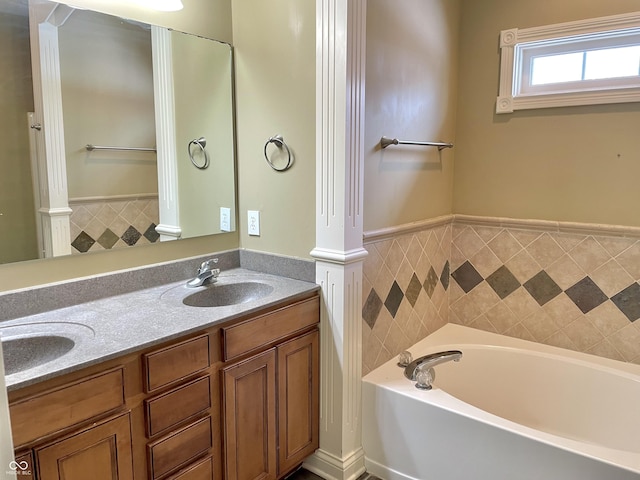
[[362, 225, 451, 373], [70, 198, 160, 254], [451, 240, 639, 326], [363, 217, 640, 375]]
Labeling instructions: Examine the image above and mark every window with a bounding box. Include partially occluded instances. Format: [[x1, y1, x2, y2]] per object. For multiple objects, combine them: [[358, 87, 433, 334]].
[[497, 12, 640, 113]]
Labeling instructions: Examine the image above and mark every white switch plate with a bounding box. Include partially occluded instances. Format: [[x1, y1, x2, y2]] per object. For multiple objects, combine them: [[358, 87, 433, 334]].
[[248, 210, 260, 236], [220, 207, 231, 232]]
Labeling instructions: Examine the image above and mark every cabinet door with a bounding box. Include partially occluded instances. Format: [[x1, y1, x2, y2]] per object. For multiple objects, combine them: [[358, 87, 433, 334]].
[[36, 413, 133, 480], [277, 330, 319, 475], [223, 349, 277, 480]]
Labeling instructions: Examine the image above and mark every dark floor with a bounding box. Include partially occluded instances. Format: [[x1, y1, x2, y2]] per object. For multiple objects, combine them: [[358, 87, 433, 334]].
[[286, 468, 382, 480]]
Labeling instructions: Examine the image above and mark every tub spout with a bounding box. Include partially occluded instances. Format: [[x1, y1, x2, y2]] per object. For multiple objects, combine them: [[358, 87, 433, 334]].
[[404, 350, 462, 382]]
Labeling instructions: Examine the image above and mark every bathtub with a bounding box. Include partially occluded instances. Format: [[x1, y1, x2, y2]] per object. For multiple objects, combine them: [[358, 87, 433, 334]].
[[362, 324, 640, 480]]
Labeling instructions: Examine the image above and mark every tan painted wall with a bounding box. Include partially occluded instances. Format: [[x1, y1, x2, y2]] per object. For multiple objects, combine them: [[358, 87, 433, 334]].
[[0, 0, 237, 292], [232, 0, 316, 259], [454, 0, 640, 227], [364, 0, 460, 232], [0, 11, 38, 264], [173, 32, 236, 237], [60, 10, 158, 198]]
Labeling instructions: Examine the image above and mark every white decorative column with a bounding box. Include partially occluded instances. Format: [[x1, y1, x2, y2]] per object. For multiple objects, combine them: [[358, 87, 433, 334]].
[[306, 1, 367, 479], [28, 1, 74, 258], [151, 26, 182, 241]]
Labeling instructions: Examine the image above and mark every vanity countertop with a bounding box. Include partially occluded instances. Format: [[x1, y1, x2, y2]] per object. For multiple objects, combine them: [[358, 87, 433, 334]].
[[0, 268, 319, 391]]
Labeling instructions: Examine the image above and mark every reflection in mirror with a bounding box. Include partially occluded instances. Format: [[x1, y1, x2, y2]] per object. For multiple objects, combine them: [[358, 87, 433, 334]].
[[0, 0, 236, 266]]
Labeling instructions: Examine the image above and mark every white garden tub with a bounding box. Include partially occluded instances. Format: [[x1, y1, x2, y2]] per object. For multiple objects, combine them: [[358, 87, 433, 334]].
[[362, 324, 640, 480]]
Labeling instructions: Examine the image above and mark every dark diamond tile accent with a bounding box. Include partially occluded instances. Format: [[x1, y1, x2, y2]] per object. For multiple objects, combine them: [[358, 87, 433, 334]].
[[486, 265, 521, 299], [363, 288, 383, 329], [565, 277, 608, 314], [440, 260, 450, 290], [405, 273, 422, 307], [611, 283, 640, 322], [523, 270, 562, 306], [121, 226, 141, 246], [96, 228, 119, 249], [451, 261, 483, 293], [384, 281, 404, 318], [423, 267, 439, 298], [71, 231, 95, 253], [143, 223, 160, 243]]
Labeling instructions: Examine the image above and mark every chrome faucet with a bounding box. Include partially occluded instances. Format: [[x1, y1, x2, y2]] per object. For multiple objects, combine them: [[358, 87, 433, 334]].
[[186, 258, 220, 288], [403, 350, 462, 390]]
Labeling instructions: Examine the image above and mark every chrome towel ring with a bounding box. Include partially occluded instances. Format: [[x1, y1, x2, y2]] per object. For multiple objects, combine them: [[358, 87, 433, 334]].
[[188, 137, 209, 169], [264, 134, 293, 172]]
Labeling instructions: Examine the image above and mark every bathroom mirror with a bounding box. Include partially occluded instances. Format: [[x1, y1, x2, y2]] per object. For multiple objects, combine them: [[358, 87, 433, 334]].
[[0, 0, 236, 265]]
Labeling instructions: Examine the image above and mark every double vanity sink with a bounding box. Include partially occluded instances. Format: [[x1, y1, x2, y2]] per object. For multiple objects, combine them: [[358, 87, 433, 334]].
[[3, 262, 321, 480], [1, 269, 316, 390]]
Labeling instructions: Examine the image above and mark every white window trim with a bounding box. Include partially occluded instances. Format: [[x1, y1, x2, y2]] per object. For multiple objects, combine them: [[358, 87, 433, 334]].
[[497, 11, 640, 114]]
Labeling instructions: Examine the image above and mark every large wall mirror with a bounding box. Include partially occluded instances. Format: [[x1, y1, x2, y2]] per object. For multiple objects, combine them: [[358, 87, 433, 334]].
[[0, 0, 236, 266]]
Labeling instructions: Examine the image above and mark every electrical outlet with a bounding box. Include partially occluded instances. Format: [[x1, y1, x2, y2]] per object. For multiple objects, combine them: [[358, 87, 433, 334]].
[[220, 207, 231, 232], [247, 210, 260, 236]]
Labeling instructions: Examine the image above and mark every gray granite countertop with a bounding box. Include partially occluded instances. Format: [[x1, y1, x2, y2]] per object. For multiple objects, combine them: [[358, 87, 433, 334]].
[[1, 268, 319, 391]]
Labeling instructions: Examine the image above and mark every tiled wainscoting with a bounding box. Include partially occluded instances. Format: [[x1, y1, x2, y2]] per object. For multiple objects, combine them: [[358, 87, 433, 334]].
[[362, 216, 640, 374], [362, 221, 451, 375], [69, 196, 160, 254]]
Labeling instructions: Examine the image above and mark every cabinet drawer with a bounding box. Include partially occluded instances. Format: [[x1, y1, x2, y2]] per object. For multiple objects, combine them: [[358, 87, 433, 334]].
[[10, 368, 125, 447], [148, 416, 212, 479], [167, 456, 213, 480], [144, 335, 210, 392], [222, 295, 319, 361], [145, 376, 211, 437]]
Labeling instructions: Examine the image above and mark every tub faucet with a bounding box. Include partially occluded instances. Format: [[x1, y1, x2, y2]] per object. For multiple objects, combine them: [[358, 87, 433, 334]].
[[404, 350, 462, 390], [186, 258, 220, 288]]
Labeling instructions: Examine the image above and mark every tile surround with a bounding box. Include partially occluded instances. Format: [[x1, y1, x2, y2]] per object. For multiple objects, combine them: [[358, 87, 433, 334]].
[[69, 196, 160, 254], [362, 224, 451, 375], [362, 216, 640, 374], [450, 223, 640, 364]]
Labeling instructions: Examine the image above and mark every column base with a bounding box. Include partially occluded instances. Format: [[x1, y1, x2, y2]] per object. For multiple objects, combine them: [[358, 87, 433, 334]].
[[303, 447, 366, 480]]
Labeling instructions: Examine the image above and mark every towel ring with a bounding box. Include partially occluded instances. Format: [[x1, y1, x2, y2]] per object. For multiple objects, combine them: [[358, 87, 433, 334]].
[[188, 137, 209, 170], [264, 134, 292, 172]]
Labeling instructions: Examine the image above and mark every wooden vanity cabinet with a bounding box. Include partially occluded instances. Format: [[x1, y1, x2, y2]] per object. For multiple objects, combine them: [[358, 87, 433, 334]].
[[7, 291, 319, 480], [222, 295, 320, 480], [9, 363, 136, 480], [142, 334, 214, 480], [35, 413, 134, 480]]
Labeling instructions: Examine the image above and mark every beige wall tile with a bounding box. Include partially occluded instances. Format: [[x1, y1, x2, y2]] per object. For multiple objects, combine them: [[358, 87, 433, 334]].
[[488, 230, 522, 263], [615, 243, 640, 280], [569, 237, 612, 274], [562, 318, 605, 351], [505, 250, 541, 284], [526, 233, 564, 269], [590, 260, 634, 297], [470, 246, 503, 278], [545, 255, 585, 290]]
